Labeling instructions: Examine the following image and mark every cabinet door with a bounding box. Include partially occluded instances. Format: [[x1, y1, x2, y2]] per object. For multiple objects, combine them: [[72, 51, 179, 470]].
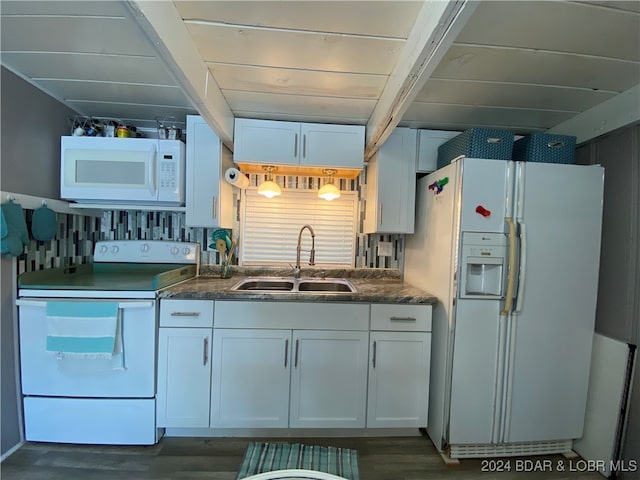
[[157, 327, 212, 428], [211, 329, 291, 428], [367, 331, 431, 428], [416, 130, 459, 173], [289, 330, 369, 428], [233, 118, 300, 164], [300, 123, 364, 168], [364, 128, 417, 234], [185, 115, 233, 227]]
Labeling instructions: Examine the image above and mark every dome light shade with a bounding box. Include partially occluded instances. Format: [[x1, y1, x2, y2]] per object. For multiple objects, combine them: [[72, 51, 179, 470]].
[[318, 169, 341, 201], [257, 180, 281, 198], [257, 165, 281, 198], [318, 182, 340, 201]]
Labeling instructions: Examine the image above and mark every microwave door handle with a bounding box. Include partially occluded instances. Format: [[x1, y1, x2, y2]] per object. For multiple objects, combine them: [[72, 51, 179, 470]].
[[148, 144, 157, 197]]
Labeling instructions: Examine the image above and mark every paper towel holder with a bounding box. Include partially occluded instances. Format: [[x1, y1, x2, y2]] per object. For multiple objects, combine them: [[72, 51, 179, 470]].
[[225, 167, 250, 189]]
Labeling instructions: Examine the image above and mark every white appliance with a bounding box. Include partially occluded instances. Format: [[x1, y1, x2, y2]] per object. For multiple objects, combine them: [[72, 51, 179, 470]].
[[17, 240, 199, 445], [61, 136, 185, 205], [405, 157, 604, 458]]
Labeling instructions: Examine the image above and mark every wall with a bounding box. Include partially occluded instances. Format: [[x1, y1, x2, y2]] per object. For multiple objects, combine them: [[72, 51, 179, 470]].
[[0, 67, 94, 457], [575, 122, 640, 475], [0, 67, 72, 198]]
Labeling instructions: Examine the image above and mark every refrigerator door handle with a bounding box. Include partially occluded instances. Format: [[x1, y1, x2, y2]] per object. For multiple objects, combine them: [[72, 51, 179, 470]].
[[500, 217, 517, 315], [514, 221, 527, 314]]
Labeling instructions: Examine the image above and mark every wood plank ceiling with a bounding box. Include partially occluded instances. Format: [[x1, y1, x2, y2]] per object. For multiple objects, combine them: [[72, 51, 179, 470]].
[[1, 0, 639, 153]]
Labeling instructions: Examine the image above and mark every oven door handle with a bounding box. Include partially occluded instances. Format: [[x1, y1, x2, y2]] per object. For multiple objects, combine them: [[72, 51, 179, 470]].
[[16, 300, 154, 309]]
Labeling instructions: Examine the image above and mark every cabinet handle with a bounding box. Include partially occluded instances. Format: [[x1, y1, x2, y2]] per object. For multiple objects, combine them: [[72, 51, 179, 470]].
[[390, 316, 417, 322], [284, 339, 289, 368], [372, 341, 377, 369], [379, 203, 383, 225], [170, 311, 201, 317], [294, 133, 298, 157], [294, 339, 299, 368], [212, 196, 217, 219], [203, 337, 209, 366], [302, 134, 307, 158]]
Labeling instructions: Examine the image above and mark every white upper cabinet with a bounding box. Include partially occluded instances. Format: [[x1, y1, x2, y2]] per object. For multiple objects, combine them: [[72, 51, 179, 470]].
[[364, 127, 418, 234], [416, 129, 460, 173], [233, 118, 364, 169], [234, 119, 300, 165], [299, 123, 364, 168], [185, 115, 234, 227]]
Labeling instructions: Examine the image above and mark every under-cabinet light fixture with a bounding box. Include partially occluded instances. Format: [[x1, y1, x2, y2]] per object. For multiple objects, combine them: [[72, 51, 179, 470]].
[[257, 165, 281, 198], [318, 169, 341, 201]]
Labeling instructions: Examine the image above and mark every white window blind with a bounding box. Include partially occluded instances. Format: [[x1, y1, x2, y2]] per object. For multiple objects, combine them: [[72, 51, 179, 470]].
[[240, 189, 357, 266]]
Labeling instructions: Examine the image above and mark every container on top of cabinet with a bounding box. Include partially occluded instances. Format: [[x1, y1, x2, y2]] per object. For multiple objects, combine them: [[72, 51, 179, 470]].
[[233, 118, 365, 178], [512, 133, 576, 164], [437, 128, 514, 170]]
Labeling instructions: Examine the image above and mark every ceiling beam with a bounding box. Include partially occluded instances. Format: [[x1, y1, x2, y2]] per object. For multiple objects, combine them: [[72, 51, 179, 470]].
[[547, 84, 640, 144], [125, 0, 234, 149], [364, 0, 477, 159]]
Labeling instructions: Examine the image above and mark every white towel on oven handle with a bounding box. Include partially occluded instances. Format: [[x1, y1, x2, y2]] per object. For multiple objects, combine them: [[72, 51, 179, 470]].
[[55, 324, 126, 372]]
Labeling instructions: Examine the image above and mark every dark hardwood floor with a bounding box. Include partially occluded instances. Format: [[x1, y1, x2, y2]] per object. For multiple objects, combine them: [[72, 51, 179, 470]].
[[0, 435, 604, 480]]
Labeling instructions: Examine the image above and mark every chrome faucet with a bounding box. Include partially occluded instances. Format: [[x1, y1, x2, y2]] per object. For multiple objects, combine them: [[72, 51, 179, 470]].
[[294, 225, 316, 278]]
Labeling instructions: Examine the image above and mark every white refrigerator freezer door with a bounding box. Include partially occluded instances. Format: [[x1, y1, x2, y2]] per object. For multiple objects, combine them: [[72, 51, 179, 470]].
[[504, 163, 604, 443], [459, 158, 512, 233]]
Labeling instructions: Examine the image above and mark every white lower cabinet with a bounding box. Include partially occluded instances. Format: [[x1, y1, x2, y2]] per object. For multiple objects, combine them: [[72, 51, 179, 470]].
[[157, 328, 213, 428], [158, 300, 433, 431], [157, 300, 214, 428], [210, 328, 368, 429], [289, 330, 369, 428], [367, 304, 432, 428], [210, 329, 291, 428], [367, 331, 430, 428], [211, 301, 370, 429]]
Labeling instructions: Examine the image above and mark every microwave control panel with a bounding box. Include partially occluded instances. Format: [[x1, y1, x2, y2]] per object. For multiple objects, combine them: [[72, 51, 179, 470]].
[[160, 157, 177, 190]]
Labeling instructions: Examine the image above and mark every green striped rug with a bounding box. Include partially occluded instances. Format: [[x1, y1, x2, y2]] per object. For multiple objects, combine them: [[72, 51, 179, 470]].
[[237, 442, 359, 480]]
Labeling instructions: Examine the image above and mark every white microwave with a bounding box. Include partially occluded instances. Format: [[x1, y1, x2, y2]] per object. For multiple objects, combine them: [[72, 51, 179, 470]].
[[60, 136, 185, 206]]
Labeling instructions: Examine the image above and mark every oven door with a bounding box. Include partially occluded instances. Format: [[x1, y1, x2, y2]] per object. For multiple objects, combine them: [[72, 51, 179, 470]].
[[17, 299, 157, 398]]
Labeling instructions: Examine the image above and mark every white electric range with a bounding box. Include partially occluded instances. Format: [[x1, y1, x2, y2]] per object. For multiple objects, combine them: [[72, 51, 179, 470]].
[[16, 240, 199, 445]]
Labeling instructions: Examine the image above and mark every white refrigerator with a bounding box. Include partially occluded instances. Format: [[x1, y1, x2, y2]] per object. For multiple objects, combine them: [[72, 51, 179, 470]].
[[405, 157, 604, 458]]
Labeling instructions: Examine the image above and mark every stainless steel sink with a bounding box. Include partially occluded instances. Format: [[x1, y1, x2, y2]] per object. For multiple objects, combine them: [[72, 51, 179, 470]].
[[231, 277, 295, 291], [230, 276, 356, 294], [297, 279, 355, 292]]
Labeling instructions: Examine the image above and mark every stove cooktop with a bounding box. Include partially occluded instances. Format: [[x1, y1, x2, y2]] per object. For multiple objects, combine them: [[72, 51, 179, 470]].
[[18, 263, 197, 291], [18, 240, 200, 296]]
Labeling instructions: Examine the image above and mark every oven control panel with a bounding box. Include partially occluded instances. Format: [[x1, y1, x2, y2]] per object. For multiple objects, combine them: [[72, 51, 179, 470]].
[[94, 241, 200, 264]]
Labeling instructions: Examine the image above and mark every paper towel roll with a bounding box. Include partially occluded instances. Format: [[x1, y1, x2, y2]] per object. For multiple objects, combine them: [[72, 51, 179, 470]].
[[224, 168, 250, 189]]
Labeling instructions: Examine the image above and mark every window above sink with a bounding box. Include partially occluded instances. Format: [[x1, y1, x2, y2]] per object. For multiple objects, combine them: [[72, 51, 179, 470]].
[[240, 190, 357, 267]]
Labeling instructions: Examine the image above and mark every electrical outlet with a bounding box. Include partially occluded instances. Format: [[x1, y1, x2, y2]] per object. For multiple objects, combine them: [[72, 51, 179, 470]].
[[377, 241, 393, 257]]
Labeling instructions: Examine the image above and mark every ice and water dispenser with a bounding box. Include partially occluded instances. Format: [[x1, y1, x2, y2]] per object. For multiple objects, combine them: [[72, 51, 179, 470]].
[[459, 232, 507, 299]]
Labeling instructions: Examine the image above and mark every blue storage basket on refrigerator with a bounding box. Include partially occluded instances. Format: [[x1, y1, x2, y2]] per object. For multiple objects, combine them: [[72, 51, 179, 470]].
[[512, 133, 576, 164], [437, 128, 514, 169]]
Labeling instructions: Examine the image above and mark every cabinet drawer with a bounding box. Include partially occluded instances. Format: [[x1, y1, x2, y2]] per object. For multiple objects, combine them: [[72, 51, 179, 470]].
[[160, 300, 214, 328], [370, 304, 432, 332], [214, 301, 369, 331]]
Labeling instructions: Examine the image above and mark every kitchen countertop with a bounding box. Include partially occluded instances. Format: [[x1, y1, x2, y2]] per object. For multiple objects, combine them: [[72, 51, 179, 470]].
[[159, 267, 437, 304]]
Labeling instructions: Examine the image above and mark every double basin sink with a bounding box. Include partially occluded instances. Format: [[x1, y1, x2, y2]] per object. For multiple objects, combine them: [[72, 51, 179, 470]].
[[231, 276, 356, 294]]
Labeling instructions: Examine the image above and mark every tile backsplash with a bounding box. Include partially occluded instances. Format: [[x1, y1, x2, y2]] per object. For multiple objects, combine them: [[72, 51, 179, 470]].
[[18, 210, 102, 274], [19, 166, 404, 273]]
